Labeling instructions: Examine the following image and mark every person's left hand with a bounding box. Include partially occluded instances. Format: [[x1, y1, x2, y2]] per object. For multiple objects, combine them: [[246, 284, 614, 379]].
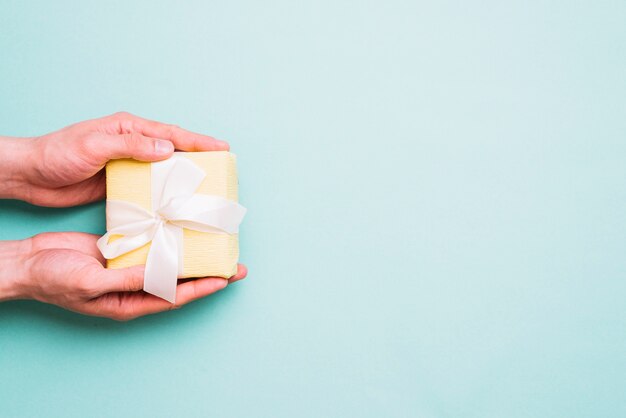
[[7, 232, 247, 320], [5, 112, 229, 207]]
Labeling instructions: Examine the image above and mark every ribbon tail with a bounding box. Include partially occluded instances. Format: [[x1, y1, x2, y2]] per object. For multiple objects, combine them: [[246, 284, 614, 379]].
[[143, 223, 182, 303]]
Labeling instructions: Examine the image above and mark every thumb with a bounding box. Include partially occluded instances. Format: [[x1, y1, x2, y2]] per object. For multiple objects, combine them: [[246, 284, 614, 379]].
[[96, 265, 145, 294], [93, 132, 175, 162]]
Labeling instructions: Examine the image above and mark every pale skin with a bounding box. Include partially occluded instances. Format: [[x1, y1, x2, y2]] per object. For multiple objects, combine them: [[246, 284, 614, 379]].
[[0, 112, 247, 320]]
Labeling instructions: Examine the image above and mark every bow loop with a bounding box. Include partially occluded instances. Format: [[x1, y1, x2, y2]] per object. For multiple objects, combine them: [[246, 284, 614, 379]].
[[154, 158, 205, 209]]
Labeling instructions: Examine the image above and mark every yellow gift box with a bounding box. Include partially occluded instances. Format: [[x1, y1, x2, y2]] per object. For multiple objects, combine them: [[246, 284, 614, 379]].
[[105, 151, 240, 278]]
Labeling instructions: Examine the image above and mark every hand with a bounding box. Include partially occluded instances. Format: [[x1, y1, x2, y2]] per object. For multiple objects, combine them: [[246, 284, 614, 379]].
[[0, 232, 247, 320], [0, 112, 229, 207]]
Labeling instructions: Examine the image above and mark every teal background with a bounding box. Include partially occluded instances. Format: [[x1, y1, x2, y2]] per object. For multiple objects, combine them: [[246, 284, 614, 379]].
[[1, 1, 625, 417]]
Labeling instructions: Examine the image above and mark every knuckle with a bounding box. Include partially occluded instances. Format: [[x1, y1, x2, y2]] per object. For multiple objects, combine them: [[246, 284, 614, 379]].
[[111, 306, 136, 321], [75, 277, 96, 297], [29, 232, 52, 252], [110, 112, 136, 134], [124, 272, 143, 292], [190, 281, 200, 299], [80, 133, 100, 153], [165, 123, 179, 139], [113, 111, 132, 120], [111, 312, 132, 322]]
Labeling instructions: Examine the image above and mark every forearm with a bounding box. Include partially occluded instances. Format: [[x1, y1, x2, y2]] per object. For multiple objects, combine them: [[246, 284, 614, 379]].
[[0, 136, 37, 201], [0, 238, 32, 302]]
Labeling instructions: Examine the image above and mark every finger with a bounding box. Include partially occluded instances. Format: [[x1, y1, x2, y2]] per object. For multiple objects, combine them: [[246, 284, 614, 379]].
[[90, 277, 229, 320], [177, 264, 247, 285], [110, 112, 230, 151], [97, 263, 246, 294], [95, 265, 145, 295], [175, 277, 229, 305], [89, 132, 175, 163], [228, 264, 248, 284]]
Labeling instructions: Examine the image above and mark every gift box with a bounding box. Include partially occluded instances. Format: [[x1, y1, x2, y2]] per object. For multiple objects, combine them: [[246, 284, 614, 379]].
[[98, 151, 246, 302]]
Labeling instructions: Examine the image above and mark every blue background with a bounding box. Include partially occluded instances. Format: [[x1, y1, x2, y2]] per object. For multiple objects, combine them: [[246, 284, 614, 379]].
[[1, 1, 625, 417]]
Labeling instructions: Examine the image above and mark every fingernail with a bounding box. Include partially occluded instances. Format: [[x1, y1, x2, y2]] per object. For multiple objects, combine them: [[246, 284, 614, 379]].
[[216, 139, 230, 150], [155, 139, 174, 155]]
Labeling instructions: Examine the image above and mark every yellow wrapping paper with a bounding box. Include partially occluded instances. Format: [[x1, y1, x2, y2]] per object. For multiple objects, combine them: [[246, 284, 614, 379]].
[[105, 151, 239, 278]]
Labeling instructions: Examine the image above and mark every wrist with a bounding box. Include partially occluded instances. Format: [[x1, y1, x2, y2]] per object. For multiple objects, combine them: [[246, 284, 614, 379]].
[[0, 136, 38, 202], [0, 238, 33, 301]]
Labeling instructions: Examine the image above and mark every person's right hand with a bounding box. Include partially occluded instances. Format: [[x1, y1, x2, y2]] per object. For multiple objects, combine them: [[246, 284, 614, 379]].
[[0, 112, 229, 207], [1, 232, 247, 320]]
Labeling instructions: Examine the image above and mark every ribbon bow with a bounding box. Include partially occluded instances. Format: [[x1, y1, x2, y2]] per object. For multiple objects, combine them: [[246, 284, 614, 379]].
[[97, 155, 246, 303]]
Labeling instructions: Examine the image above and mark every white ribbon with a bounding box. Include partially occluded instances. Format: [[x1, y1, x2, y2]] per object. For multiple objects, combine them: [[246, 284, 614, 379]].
[[97, 155, 246, 303]]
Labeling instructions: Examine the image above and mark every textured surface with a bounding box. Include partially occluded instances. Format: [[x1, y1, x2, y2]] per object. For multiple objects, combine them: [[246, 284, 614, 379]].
[[105, 151, 239, 278], [1, 1, 625, 418]]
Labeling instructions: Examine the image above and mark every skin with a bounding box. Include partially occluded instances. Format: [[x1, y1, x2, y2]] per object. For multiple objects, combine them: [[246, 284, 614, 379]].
[[0, 112, 247, 320]]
